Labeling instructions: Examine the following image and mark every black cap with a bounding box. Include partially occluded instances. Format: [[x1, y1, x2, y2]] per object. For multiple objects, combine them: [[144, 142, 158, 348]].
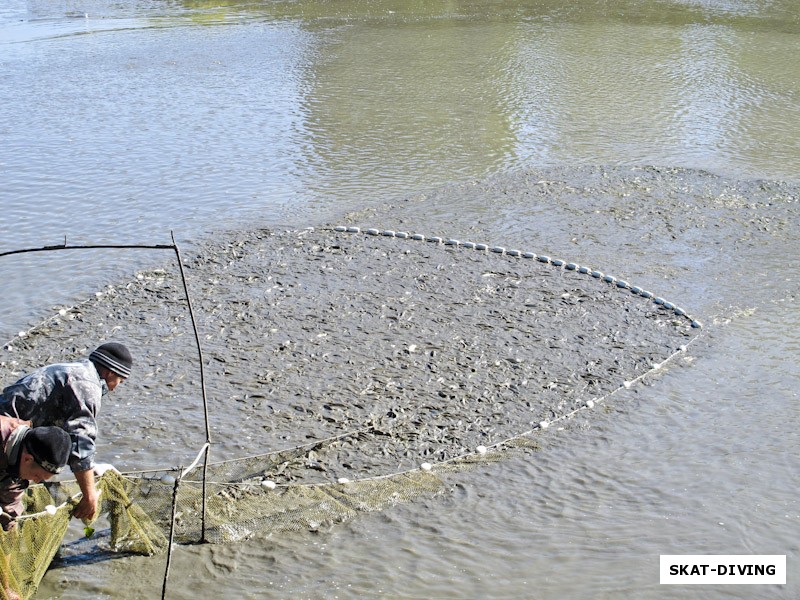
[[25, 427, 72, 474], [90, 342, 133, 378]]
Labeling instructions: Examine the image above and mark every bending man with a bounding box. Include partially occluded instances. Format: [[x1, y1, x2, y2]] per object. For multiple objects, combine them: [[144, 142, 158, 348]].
[[0, 342, 132, 521], [0, 417, 72, 530]]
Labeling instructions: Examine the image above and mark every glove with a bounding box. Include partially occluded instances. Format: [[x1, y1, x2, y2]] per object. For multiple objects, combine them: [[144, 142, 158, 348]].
[[93, 463, 120, 477]]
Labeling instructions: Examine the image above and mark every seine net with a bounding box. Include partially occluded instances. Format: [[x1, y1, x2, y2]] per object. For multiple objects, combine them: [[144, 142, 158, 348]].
[[1, 470, 168, 600], [0, 226, 703, 599], [0, 431, 525, 599]]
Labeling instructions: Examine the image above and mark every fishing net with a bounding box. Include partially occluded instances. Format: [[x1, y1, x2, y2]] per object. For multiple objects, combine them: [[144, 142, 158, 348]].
[[1, 470, 168, 600], [0, 430, 527, 599], [1, 487, 71, 600], [0, 226, 703, 598]]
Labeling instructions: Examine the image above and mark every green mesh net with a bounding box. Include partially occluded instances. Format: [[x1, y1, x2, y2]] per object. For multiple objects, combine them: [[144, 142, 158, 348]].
[[1, 469, 169, 599], [0, 432, 535, 599]]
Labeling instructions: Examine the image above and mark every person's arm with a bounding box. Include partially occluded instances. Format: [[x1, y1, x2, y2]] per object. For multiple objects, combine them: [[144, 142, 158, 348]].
[[71, 468, 99, 521], [62, 377, 101, 522], [62, 378, 100, 472], [0, 481, 26, 531]]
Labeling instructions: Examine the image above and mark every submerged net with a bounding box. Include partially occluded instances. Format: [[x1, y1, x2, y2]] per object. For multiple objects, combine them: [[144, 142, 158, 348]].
[[131, 426, 519, 545], [0, 226, 703, 598], [0, 432, 524, 599]]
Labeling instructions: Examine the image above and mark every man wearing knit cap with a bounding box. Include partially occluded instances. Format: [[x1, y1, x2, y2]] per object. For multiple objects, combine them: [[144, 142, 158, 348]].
[[0, 416, 72, 530], [0, 342, 133, 521]]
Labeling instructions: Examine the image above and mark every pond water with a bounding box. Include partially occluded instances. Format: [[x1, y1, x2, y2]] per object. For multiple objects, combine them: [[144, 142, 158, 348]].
[[1, 0, 798, 598]]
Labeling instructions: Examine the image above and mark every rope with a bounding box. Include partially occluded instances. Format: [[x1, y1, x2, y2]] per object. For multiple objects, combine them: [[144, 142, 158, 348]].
[[14, 490, 84, 522], [226, 331, 703, 490], [334, 225, 703, 329]]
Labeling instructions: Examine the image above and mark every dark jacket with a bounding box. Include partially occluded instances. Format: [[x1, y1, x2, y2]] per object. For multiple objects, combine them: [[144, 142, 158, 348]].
[[0, 359, 105, 473]]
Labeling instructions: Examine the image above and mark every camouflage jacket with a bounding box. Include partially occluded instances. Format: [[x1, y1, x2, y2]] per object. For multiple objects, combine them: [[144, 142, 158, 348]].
[[0, 359, 106, 473], [0, 414, 33, 530]]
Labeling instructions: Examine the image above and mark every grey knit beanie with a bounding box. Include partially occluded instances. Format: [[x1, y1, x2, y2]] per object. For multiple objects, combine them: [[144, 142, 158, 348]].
[[90, 342, 133, 378]]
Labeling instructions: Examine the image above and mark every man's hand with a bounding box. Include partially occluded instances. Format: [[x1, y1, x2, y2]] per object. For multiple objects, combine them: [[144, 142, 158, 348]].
[[71, 493, 98, 521], [1, 518, 16, 533], [72, 469, 99, 521], [2, 586, 21, 600]]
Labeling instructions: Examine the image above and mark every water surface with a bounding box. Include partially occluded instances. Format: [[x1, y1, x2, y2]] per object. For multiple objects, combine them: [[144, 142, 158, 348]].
[[1, 0, 798, 598]]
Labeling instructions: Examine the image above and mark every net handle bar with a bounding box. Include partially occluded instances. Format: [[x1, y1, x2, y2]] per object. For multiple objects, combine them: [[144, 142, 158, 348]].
[[12, 490, 85, 522]]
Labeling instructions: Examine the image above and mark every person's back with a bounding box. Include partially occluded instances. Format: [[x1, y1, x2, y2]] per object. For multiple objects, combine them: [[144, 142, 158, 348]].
[[0, 360, 104, 438]]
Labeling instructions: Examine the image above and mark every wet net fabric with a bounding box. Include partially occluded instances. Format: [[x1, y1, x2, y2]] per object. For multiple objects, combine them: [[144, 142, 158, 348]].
[[0, 470, 168, 599], [0, 438, 521, 599], [1, 486, 71, 600], [115, 431, 511, 546], [198, 435, 517, 543]]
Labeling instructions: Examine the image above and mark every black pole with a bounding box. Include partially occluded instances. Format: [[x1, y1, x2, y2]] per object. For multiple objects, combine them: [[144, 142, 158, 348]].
[[161, 471, 182, 600], [0, 242, 175, 258], [169, 232, 211, 542]]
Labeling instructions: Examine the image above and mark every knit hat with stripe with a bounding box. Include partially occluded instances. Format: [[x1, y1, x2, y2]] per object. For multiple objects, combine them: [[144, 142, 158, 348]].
[[90, 342, 133, 378]]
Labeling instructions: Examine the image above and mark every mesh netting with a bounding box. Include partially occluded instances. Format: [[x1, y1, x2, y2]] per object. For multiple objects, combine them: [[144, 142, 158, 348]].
[[1, 487, 71, 600], [1, 470, 168, 599], [0, 431, 529, 599], [118, 425, 521, 545]]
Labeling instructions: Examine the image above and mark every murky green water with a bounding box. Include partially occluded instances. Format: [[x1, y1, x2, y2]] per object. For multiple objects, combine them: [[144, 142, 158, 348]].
[[1, 0, 799, 598]]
